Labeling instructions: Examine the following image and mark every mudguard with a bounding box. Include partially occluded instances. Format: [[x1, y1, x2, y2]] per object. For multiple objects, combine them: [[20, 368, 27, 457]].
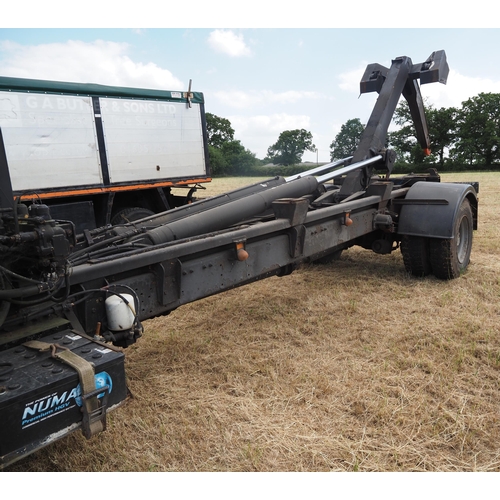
[[398, 181, 478, 239]]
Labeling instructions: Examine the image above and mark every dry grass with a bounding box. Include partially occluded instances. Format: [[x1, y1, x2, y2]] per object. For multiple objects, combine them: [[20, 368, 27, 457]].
[[8, 172, 500, 472]]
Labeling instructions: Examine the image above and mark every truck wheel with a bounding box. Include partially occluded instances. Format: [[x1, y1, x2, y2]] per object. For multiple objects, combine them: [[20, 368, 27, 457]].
[[400, 236, 431, 277], [111, 207, 155, 225], [429, 199, 473, 280]]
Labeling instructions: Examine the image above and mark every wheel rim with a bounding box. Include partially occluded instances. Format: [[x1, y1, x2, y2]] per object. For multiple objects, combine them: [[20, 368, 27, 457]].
[[456, 215, 471, 265]]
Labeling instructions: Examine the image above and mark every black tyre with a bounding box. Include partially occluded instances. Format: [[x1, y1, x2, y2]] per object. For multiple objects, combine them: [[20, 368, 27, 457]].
[[401, 235, 432, 277], [111, 207, 155, 225], [429, 199, 473, 280]]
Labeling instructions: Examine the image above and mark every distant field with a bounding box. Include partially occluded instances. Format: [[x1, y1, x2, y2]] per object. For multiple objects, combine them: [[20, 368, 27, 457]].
[[185, 175, 272, 201], [10, 172, 500, 471]]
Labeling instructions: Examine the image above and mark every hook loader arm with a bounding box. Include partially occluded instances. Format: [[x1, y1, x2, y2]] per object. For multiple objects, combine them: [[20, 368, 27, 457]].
[[340, 50, 449, 195]]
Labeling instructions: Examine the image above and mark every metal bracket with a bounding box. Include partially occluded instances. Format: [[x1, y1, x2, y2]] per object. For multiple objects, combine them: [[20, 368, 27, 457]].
[[288, 225, 306, 258], [155, 259, 182, 307], [410, 50, 449, 85], [272, 198, 309, 226], [184, 79, 193, 108]]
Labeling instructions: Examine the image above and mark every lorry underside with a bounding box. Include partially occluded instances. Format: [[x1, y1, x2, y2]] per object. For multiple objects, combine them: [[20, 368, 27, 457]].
[[0, 51, 478, 468]]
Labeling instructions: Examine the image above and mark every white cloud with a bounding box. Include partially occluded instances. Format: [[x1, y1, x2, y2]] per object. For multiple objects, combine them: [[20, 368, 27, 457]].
[[267, 90, 321, 104], [338, 64, 368, 93], [231, 113, 312, 134], [0, 40, 184, 89], [214, 90, 256, 108], [212, 89, 323, 109], [207, 30, 252, 57], [227, 113, 313, 157], [421, 69, 500, 109]]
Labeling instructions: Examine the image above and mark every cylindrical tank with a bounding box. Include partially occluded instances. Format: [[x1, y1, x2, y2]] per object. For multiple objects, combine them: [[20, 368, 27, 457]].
[[105, 293, 136, 331]]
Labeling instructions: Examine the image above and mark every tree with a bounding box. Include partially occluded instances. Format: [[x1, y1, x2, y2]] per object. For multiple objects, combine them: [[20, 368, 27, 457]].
[[426, 106, 458, 168], [206, 113, 235, 149], [452, 93, 500, 166], [220, 139, 257, 175], [205, 113, 258, 176], [207, 144, 228, 176], [389, 100, 428, 164], [267, 129, 316, 166], [388, 100, 457, 167], [329, 118, 364, 161]]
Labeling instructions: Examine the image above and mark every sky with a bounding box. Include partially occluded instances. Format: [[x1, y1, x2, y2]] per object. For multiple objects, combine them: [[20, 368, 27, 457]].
[[1, 7, 499, 163]]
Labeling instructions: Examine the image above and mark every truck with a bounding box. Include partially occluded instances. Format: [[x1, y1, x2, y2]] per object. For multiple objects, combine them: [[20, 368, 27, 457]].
[[0, 50, 478, 469], [0, 76, 211, 232]]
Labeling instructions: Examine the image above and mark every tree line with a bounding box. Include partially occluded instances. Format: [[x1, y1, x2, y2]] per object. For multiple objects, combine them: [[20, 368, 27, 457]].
[[205, 112, 316, 176], [206, 92, 500, 177]]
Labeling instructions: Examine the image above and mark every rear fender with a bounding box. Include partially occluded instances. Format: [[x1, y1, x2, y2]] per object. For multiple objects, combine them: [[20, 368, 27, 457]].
[[397, 181, 478, 239]]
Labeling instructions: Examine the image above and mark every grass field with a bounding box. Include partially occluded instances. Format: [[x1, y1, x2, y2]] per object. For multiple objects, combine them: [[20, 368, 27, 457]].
[[8, 172, 500, 472]]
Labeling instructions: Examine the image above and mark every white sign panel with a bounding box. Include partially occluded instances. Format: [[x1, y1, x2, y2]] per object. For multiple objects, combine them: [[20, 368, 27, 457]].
[[0, 91, 102, 191], [99, 98, 206, 183]]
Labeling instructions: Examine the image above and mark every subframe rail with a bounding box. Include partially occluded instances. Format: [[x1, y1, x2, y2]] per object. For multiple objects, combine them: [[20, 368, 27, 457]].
[[69, 186, 409, 324]]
